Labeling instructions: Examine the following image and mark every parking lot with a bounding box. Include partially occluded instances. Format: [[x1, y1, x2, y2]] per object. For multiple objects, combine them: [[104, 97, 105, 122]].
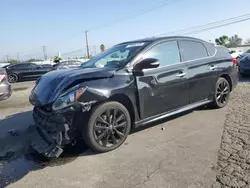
[[0, 77, 249, 188]]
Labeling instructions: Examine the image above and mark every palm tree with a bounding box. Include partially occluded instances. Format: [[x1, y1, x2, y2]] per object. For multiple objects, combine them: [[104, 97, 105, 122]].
[[100, 44, 105, 52]]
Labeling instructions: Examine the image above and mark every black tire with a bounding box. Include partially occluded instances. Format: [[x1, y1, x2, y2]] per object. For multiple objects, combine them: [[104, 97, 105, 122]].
[[82, 101, 131, 153], [210, 77, 230, 108], [8, 74, 18, 83]]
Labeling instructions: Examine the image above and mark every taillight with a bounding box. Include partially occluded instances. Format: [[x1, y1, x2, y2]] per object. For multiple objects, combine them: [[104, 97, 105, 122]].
[[0, 72, 7, 83], [231, 58, 237, 67]]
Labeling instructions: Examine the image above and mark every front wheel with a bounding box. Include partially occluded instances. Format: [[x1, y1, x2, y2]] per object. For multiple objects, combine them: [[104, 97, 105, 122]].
[[82, 101, 131, 152], [210, 77, 230, 108]]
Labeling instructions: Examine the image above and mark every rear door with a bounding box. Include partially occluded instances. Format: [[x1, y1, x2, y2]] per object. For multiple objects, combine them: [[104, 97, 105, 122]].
[[12, 63, 29, 79], [134, 40, 190, 119], [28, 63, 50, 78], [178, 40, 218, 103]]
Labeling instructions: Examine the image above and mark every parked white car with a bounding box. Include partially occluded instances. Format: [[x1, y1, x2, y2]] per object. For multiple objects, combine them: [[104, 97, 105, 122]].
[[230, 50, 244, 59]]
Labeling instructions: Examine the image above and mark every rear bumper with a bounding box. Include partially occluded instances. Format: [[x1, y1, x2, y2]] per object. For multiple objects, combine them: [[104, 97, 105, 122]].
[[0, 84, 12, 101], [231, 68, 238, 90]]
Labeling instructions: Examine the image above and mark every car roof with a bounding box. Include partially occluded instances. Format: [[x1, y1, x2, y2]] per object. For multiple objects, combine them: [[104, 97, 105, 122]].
[[117, 36, 207, 45]]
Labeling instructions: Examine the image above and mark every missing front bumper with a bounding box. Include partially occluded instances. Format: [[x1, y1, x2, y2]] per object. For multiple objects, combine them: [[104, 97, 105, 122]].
[[30, 107, 75, 158], [29, 125, 64, 158]]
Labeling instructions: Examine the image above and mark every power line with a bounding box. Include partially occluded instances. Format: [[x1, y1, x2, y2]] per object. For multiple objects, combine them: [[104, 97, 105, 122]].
[[155, 14, 250, 37], [89, 0, 181, 31]]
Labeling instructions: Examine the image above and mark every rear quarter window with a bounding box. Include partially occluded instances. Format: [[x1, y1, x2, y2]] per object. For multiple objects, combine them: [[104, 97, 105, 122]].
[[204, 43, 216, 56], [178, 40, 208, 62]]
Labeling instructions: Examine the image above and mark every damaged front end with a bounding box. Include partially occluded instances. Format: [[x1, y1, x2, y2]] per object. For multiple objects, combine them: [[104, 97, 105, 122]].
[[29, 85, 99, 158], [30, 106, 74, 158]]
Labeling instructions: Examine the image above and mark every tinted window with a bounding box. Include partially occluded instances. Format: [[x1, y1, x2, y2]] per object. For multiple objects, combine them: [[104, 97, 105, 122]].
[[143, 41, 180, 67], [179, 40, 208, 61], [204, 43, 216, 56], [12, 64, 27, 69], [26, 63, 37, 68]]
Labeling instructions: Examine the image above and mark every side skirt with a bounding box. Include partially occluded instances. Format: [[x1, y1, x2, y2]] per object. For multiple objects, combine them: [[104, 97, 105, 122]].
[[134, 99, 212, 127]]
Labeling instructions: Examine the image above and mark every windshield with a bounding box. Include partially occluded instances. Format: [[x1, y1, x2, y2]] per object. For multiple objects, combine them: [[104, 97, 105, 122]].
[[81, 42, 148, 69]]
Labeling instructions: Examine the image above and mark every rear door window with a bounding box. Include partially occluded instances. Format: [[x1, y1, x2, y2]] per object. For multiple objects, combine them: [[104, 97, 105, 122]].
[[13, 64, 27, 69], [179, 40, 208, 61]]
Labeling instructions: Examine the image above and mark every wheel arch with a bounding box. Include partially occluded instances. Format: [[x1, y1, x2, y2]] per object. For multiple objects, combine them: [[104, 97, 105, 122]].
[[108, 94, 136, 126], [219, 74, 233, 91]]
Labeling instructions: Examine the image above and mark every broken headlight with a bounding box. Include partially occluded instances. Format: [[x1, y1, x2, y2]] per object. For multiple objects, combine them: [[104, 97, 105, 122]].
[[52, 87, 87, 111]]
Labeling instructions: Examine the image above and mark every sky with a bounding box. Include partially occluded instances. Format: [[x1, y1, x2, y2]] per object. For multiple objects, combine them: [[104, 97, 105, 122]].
[[1, 0, 250, 60]]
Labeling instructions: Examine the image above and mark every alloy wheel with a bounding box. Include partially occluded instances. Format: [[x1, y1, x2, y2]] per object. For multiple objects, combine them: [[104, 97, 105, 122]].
[[93, 108, 128, 148], [8, 74, 17, 83], [216, 80, 230, 106]]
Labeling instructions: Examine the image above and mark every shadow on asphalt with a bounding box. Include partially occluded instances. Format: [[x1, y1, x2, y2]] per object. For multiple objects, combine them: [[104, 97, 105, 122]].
[[0, 111, 91, 187], [0, 103, 214, 187]]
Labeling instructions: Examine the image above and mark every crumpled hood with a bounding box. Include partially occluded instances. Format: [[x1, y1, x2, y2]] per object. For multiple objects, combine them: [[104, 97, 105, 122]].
[[30, 67, 117, 106]]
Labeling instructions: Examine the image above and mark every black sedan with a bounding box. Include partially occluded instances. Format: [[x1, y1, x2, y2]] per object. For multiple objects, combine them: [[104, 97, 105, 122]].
[[29, 36, 238, 157], [4, 63, 53, 83]]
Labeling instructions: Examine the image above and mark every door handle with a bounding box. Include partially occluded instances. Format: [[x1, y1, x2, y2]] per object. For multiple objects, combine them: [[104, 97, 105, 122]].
[[209, 65, 217, 70], [176, 72, 187, 77]]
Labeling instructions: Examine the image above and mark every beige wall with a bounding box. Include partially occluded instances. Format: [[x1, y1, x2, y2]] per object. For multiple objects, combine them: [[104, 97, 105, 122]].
[[228, 46, 250, 52]]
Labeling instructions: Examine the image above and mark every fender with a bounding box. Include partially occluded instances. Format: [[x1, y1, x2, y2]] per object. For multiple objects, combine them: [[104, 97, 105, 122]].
[[77, 72, 141, 122]]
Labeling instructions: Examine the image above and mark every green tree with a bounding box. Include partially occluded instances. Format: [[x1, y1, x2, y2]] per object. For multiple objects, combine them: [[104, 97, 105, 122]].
[[227, 34, 242, 48], [8, 59, 19, 64], [215, 35, 229, 47], [53, 56, 62, 63], [100, 44, 105, 52], [27, 58, 43, 62]]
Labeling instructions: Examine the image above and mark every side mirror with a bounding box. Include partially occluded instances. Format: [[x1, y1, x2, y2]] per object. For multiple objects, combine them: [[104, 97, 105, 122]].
[[134, 58, 160, 70]]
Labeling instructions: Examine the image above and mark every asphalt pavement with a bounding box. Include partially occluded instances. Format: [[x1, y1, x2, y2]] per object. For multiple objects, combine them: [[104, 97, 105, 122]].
[[0, 80, 246, 188]]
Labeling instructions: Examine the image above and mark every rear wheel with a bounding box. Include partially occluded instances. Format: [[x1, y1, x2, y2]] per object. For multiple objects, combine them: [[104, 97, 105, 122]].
[[210, 77, 230, 108], [8, 74, 18, 83], [82, 101, 131, 152]]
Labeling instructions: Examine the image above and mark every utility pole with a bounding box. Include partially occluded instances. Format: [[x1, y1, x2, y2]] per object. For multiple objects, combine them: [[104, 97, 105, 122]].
[[17, 53, 20, 62], [42, 46, 48, 60], [6, 55, 9, 62], [85, 30, 90, 59], [94, 45, 96, 56]]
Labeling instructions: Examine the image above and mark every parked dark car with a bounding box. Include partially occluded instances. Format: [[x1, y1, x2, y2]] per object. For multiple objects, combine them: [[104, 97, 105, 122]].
[[29, 36, 238, 157], [238, 54, 250, 76], [0, 68, 12, 101], [4, 63, 53, 83], [53, 60, 82, 70]]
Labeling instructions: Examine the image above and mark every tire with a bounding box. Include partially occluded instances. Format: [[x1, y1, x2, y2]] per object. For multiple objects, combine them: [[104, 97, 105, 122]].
[[8, 74, 18, 83], [210, 77, 230, 108], [82, 101, 131, 153]]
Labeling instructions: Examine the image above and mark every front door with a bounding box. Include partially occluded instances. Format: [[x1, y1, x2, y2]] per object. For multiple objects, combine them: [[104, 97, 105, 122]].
[[178, 40, 218, 103], [134, 41, 190, 119]]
